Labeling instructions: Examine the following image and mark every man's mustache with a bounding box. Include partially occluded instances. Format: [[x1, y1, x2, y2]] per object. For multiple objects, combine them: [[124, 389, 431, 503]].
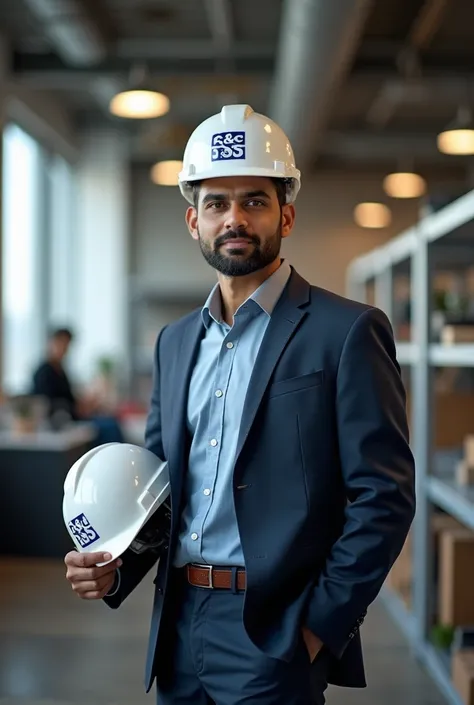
[[215, 231, 260, 248]]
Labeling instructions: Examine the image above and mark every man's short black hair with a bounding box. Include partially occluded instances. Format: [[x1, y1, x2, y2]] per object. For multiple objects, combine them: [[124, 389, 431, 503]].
[[191, 178, 288, 209], [49, 327, 74, 341]]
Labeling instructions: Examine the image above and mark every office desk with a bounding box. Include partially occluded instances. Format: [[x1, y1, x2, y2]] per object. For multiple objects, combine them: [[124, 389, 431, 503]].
[[0, 424, 97, 558]]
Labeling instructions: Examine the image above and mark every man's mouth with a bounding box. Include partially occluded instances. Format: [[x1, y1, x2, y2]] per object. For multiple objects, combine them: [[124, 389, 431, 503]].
[[221, 238, 253, 247]]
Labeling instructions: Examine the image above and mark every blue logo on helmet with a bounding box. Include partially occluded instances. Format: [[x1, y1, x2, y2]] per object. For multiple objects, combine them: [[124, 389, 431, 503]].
[[211, 131, 245, 162], [68, 513, 100, 548]]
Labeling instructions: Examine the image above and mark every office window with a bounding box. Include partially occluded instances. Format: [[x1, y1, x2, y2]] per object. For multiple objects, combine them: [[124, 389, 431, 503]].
[[2, 123, 45, 395], [48, 154, 76, 325]]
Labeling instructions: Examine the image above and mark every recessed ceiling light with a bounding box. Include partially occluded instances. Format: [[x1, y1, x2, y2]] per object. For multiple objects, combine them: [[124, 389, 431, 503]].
[[110, 89, 170, 119], [354, 202, 392, 229], [383, 172, 427, 199], [150, 160, 183, 186]]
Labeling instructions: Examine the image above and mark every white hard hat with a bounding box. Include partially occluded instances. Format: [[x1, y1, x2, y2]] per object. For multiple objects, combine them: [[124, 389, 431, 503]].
[[62, 442, 170, 565], [178, 104, 301, 204]]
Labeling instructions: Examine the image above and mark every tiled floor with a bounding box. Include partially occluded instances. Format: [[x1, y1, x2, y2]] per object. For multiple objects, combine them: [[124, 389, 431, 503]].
[[0, 558, 447, 705]]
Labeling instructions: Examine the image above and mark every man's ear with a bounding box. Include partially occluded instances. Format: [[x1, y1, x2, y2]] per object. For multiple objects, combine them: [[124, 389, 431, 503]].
[[281, 204, 295, 239], [186, 206, 199, 241]]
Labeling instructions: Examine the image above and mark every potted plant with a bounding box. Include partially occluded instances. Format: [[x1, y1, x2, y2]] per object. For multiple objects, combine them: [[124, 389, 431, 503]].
[[430, 623, 455, 651], [10, 395, 37, 435], [91, 355, 119, 412]]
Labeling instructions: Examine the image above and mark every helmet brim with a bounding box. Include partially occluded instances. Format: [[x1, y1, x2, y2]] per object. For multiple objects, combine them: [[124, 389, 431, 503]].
[[179, 166, 301, 204]]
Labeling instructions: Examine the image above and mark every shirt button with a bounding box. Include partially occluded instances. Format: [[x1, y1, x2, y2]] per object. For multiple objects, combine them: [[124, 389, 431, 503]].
[[203, 489, 211, 496], [226, 342, 234, 349], [191, 533, 198, 541], [210, 438, 218, 447], [215, 389, 223, 398]]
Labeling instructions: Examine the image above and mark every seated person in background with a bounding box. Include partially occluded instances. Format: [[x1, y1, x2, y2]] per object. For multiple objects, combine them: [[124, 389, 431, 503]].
[[31, 327, 124, 445]]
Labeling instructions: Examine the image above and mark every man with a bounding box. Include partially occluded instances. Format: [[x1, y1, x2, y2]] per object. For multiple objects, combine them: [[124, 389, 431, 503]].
[[32, 327, 79, 422], [32, 327, 124, 443], [65, 104, 416, 704]]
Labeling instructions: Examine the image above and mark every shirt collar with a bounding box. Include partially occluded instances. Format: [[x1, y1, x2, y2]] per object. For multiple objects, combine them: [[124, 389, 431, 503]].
[[202, 260, 292, 328]]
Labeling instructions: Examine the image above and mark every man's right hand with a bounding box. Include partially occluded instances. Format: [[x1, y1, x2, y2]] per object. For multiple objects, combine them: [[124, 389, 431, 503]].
[[64, 550, 123, 600]]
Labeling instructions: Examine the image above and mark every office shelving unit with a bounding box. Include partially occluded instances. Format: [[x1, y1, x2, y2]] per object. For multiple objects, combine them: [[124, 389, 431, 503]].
[[347, 189, 474, 705]]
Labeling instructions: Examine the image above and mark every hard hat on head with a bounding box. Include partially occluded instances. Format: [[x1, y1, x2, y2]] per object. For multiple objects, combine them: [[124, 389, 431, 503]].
[[62, 442, 170, 565], [178, 104, 301, 205]]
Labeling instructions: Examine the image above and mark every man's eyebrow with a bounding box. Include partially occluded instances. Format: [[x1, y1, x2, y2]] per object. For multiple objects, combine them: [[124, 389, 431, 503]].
[[201, 190, 271, 204], [242, 190, 271, 200], [201, 193, 227, 204]]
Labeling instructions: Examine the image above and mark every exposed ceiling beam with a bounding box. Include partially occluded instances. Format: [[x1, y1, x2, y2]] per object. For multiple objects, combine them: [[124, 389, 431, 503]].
[[114, 38, 274, 61], [314, 162, 466, 181], [408, 0, 449, 51], [357, 39, 405, 61], [10, 68, 270, 92], [368, 75, 474, 111], [204, 0, 233, 54], [22, 0, 107, 67], [367, 0, 450, 128], [12, 50, 273, 82], [353, 56, 474, 77], [204, 0, 237, 103], [319, 129, 464, 164], [88, 75, 124, 115], [268, 0, 374, 171], [15, 63, 474, 107]]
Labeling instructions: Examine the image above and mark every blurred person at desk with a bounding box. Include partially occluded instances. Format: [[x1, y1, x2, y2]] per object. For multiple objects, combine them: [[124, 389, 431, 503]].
[[31, 326, 124, 445]]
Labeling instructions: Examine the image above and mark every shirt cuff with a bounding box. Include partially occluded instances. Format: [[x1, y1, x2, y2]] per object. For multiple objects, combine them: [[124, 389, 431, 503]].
[[105, 568, 121, 597]]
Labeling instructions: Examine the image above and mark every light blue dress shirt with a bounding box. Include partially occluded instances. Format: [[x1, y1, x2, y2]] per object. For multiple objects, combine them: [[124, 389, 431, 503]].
[[173, 260, 292, 568]]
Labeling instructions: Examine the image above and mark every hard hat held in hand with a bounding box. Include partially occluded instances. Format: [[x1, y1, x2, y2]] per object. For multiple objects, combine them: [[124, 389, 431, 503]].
[[178, 104, 301, 204], [63, 442, 170, 565]]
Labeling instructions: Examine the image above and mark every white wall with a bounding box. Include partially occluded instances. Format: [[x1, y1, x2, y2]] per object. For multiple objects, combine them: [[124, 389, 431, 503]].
[[131, 169, 214, 296], [130, 165, 424, 298], [73, 129, 130, 384]]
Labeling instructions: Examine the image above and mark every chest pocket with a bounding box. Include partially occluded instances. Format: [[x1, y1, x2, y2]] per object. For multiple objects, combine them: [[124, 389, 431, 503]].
[[267, 370, 323, 399]]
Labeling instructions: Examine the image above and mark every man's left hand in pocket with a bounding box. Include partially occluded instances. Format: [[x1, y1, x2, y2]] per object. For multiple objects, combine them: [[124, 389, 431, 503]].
[[302, 626, 324, 663]]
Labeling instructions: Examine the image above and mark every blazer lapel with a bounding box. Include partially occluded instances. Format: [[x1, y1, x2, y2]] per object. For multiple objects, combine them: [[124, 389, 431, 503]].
[[167, 312, 204, 528], [235, 269, 310, 464]]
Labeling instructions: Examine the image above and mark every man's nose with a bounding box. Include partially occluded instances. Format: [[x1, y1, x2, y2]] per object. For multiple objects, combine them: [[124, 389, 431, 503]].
[[224, 203, 249, 231]]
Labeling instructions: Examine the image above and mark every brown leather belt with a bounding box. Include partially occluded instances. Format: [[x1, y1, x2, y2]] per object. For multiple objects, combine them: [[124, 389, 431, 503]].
[[186, 564, 246, 591]]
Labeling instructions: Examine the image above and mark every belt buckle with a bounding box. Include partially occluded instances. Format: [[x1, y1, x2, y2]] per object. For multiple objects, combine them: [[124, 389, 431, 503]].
[[195, 563, 214, 589]]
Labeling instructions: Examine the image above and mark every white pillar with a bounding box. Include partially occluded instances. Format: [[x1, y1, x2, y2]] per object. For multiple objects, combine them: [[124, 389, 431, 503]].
[[73, 128, 130, 388]]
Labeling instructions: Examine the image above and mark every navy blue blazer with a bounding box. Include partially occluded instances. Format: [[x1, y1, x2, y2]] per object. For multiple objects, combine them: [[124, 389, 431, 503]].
[[104, 267, 416, 692]]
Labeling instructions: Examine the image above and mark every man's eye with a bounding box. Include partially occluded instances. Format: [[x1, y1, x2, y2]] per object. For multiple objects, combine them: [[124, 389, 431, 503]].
[[247, 200, 265, 207], [208, 202, 225, 209]]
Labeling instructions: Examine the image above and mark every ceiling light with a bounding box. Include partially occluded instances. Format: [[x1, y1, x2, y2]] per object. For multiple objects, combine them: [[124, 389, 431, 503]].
[[383, 172, 427, 199], [437, 106, 474, 155], [354, 202, 392, 229], [150, 160, 183, 186], [109, 89, 169, 119], [438, 128, 474, 155], [109, 63, 170, 119]]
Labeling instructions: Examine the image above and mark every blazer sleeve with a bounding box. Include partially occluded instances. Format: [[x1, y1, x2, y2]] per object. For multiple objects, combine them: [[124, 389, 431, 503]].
[[103, 326, 168, 609], [304, 307, 416, 658]]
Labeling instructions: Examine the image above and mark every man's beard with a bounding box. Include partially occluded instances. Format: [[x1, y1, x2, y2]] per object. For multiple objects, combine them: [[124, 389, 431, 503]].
[[198, 225, 282, 277]]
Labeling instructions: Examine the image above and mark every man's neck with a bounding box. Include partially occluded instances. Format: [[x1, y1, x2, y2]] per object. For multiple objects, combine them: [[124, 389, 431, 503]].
[[217, 258, 281, 325]]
